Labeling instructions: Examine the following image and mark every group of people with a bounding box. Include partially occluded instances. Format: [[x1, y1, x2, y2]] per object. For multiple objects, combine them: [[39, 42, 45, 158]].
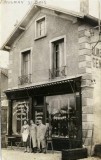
[[21, 119, 47, 153]]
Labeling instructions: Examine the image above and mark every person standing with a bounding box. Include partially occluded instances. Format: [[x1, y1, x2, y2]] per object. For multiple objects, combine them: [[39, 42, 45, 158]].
[[21, 120, 30, 152], [37, 119, 47, 153], [29, 120, 37, 153]]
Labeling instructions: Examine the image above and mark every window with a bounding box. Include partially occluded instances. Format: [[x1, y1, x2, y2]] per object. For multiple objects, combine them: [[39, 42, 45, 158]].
[[46, 94, 78, 138], [12, 100, 29, 134], [35, 16, 46, 39], [21, 50, 31, 76], [50, 38, 66, 78], [18, 50, 31, 85]]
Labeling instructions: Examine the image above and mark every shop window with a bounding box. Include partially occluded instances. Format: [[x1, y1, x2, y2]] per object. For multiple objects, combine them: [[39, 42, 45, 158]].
[[12, 100, 29, 134], [46, 94, 78, 138], [35, 16, 46, 39], [34, 96, 44, 125]]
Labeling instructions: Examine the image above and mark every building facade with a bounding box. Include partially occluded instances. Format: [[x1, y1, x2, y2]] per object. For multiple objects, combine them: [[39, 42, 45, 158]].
[[1, 4, 101, 153]]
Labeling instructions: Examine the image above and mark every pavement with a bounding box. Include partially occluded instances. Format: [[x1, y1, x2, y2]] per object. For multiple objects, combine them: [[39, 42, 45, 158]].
[[1, 149, 101, 160], [1, 149, 61, 160]]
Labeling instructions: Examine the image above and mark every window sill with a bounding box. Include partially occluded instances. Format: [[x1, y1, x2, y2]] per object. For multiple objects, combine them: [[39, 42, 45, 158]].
[[34, 34, 47, 41]]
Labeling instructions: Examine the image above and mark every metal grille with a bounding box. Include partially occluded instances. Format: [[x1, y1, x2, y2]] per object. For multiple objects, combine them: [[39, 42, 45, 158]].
[[18, 74, 32, 85], [49, 66, 66, 79]]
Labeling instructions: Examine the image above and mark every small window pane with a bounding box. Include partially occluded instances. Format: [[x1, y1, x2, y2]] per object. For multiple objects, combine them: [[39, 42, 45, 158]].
[[37, 17, 45, 37]]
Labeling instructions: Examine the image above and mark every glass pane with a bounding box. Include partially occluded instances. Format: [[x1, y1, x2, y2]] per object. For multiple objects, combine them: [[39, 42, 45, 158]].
[[37, 19, 45, 37], [35, 108, 43, 125]]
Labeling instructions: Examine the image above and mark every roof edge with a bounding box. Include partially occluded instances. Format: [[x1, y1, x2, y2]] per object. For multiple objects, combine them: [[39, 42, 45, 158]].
[[1, 4, 84, 51]]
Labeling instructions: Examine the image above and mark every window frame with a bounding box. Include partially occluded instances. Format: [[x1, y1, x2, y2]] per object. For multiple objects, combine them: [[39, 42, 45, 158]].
[[35, 15, 47, 40], [19, 48, 32, 83]]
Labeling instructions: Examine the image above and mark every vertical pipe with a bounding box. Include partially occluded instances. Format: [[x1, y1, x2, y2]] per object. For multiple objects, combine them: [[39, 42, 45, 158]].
[[8, 100, 12, 136]]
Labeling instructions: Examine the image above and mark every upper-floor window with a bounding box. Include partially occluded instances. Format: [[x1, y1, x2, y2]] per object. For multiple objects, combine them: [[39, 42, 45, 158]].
[[21, 50, 31, 75], [18, 50, 31, 85], [49, 37, 66, 79], [53, 39, 64, 76], [35, 16, 46, 39]]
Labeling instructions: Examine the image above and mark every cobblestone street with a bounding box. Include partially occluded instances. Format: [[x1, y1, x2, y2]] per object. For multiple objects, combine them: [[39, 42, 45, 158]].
[[1, 149, 101, 160]]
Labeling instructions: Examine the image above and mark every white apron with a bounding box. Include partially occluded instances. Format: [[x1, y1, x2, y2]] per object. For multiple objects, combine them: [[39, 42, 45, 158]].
[[22, 125, 29, 142]]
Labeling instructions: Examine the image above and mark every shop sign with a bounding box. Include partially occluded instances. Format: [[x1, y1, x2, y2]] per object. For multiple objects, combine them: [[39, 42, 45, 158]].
[[92, 47, 101, 69], [13, 102, 29, 120]]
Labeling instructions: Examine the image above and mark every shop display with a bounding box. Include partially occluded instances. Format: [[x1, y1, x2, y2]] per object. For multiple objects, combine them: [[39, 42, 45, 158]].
[[46, 94, 78, 139]]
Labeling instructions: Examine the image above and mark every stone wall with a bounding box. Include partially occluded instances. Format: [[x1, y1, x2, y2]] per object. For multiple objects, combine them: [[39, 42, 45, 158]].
[[78, 23, 94, 154]]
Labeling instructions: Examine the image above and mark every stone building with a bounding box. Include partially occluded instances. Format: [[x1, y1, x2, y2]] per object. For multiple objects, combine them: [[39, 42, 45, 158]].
[[0, 68, 8, 147], [1, 3, 101, 154]]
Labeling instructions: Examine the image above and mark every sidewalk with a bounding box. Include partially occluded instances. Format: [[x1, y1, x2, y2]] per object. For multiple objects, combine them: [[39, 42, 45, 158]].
[[1, 149, 101, 160], [1, 149, 61, 160]]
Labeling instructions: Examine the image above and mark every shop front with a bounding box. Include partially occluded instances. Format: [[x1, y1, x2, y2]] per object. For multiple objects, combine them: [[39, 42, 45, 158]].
[[5, 77, 82, 150]]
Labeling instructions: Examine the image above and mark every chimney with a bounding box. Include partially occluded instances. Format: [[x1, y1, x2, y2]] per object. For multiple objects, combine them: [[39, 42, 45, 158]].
[[80, 0, 89, 15]]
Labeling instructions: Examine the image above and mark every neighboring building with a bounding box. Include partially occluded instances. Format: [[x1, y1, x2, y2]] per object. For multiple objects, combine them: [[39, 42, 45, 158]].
[[1, 3, 101, 154], [0, 68, 8, 147]]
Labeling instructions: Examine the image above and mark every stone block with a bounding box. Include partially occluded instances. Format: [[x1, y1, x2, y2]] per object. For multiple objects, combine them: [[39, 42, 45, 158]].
[[78, 25, 86, 31], [79, 67, 92, 74], [82, 122, 93, 130], [78, 30, 85, 38], [84, 137, 92, 146], [85, 30, 91, 37], [8, 79, 12, 83], [82, 114, 87, 122], [82, 88, 93, 98], [79, 36, 90, 43], [82, 74, 92, 80], [81, 79, 91, 86], [9, 60, 13, 65], [79, 43, 91, 50], [79, 55, 91, 62], [79, 49, 91, 56], [82, 98, 93, 106], [82, 129, 93, 138], [8, 70, 12, 74], [79, 61, 86, 68], [82, 106, 93, 114], [79, 61, 92, 68], [86, 61, 92, 68], [87, 114, 94, 122]]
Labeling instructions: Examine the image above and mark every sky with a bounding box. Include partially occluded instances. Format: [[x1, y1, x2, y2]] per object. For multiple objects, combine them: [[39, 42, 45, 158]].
[[0, 0, 101, 68]]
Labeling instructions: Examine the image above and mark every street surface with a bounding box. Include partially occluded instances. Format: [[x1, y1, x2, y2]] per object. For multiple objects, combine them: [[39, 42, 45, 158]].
[[1, 149, 101, 160]]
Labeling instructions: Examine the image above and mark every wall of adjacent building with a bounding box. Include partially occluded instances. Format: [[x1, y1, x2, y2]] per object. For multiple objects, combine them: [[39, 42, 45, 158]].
[[0, 69, 8, 147]]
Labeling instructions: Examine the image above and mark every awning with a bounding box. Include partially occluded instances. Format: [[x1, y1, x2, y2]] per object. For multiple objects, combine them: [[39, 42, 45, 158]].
[[5, 76, 82, 100], [5, 75, 82, 93]]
